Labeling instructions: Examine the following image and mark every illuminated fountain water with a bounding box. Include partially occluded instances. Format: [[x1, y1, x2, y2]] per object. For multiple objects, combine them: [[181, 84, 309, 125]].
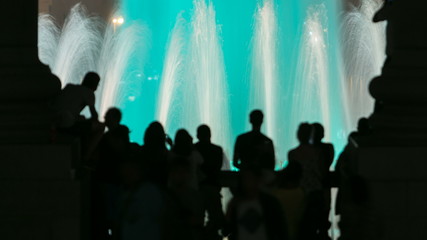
[[157, 15, 187, 130], [97, 18, 148, 117], [38, 0, 386, 168], [38, 4, 147, 116], [189, 0, 231, 153], [290, 4, 331, 144], [39, 4, 102, 86], [341, 0, 386, 129], [250, 0, 279, 163], [157, 0, 231, 154]]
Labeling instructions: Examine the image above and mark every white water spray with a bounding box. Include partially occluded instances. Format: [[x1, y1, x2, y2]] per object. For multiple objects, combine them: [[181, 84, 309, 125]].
[[341, 0, 386, 128], [98, 18, 148, 117], [188, 0, 231, 152], [38, 4, 147, 117], [292, 4, 331, 142], [157, 15, 187, 130], [251, 0, 279, 165], [38, 15, 59, 68], [51, 4, 103, 86]]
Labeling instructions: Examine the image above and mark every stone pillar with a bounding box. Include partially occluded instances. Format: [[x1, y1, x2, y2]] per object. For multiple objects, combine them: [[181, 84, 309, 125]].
[[0, 1, 61, 143], [340, 2, 427, 240], [0, 2, 82, 240]]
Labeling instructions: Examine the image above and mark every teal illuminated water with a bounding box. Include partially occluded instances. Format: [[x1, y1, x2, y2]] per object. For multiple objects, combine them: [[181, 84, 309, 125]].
[[38, 0, 385, 168]]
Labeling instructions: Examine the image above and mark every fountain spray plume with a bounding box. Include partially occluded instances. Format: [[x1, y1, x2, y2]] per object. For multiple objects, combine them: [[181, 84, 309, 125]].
[[340, 0, 386, 129], [39, 4, 149, 119], [50, 4, 104, 86], [291, 4, 331, 143], [251, 0, 279, 165], [38, 15, 60, 68], [157, 14, 187, 130], [98, 12, 149, 117], [189, 0, 231, 154]]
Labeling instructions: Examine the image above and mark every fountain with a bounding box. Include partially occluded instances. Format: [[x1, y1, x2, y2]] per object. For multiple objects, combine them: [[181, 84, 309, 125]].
[[157, 14, 187, 131], [340, 0, 386, 129], [290, 4, 331, 147], [250, 0, 279, 165], [38, 0, 386, 168], [39, 3, 148, 119]]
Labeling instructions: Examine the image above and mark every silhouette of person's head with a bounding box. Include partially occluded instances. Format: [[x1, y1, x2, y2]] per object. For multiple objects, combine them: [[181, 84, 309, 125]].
[[197, 124, 211, 143], [104, 107, 122, 129], [81, 72, 100, 91], [173, 129, 193, 156], [144, 121, 166, 148], [357, 118, 372, 136], [312, 122, 325, 144], [250, 109, 264, 131], [297, 123, 312, 145]]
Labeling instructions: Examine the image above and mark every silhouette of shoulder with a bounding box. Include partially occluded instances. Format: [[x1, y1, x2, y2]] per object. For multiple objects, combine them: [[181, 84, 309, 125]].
[[194, 142, 222, 166], [288, 145, 318, 162], [56, 84, 95, 107], [195, 142, 222, 153], [237, 131, 273, 145]]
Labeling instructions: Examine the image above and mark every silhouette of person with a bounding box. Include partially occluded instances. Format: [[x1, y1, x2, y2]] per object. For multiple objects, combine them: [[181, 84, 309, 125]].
[[54, 72, 100, 129], [53, 72, 104, 161], [140, 121, 170, 187], [225, 167, 287, 240], [163, 158, 205, 240], [288, 123, 322, 240], [118, 160, 164, 240], [170, 129, 203, 190], [195, 124, 223, 186], [335, 118, 372, 215], [194, 124, 225, 240], [233, 110, 275, 171], [98, 107, 130, 183], [288, 123, 321, 192], [93, 107, 130, 240], [273, 161, 304, 240], [312, 123, 334, 240]]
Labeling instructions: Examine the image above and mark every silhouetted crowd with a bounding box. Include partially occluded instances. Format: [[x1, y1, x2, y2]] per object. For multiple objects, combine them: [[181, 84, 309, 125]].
[[52, 72, 373, 240]]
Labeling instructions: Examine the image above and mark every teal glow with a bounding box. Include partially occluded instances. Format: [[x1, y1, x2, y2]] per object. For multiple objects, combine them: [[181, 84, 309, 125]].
[[116, 0, 358, 167]]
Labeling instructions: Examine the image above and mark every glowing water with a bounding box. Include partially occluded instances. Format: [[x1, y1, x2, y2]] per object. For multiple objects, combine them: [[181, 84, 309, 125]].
[[189, 0, 231, 153], [341, 0, 386, 128], [290, 4, 331, 145], [38, 0, 386, 168], [250, 0, 279, 163], [157, 15, 187, 129], [45, 4, 102, 86], [97, 18, 148, 117], [38, 4, 147, 117], [38, 15, 59, 68]]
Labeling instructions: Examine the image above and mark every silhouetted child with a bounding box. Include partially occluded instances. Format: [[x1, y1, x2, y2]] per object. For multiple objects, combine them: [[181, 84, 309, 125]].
[[273, 161, 305, 240], [94, 107, 130, 239], [288, 123, 323, 240], [233, 110, 275, 171], [98, 107, 130, 183], [194, 124, 225, 240], [312, 123, 334, 240], [140, 121, 170, 187], [170, 129, 203, 190], [54, 72, 100, 129], [53, 72, 104, 161], [225, 167, 287, 240]]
